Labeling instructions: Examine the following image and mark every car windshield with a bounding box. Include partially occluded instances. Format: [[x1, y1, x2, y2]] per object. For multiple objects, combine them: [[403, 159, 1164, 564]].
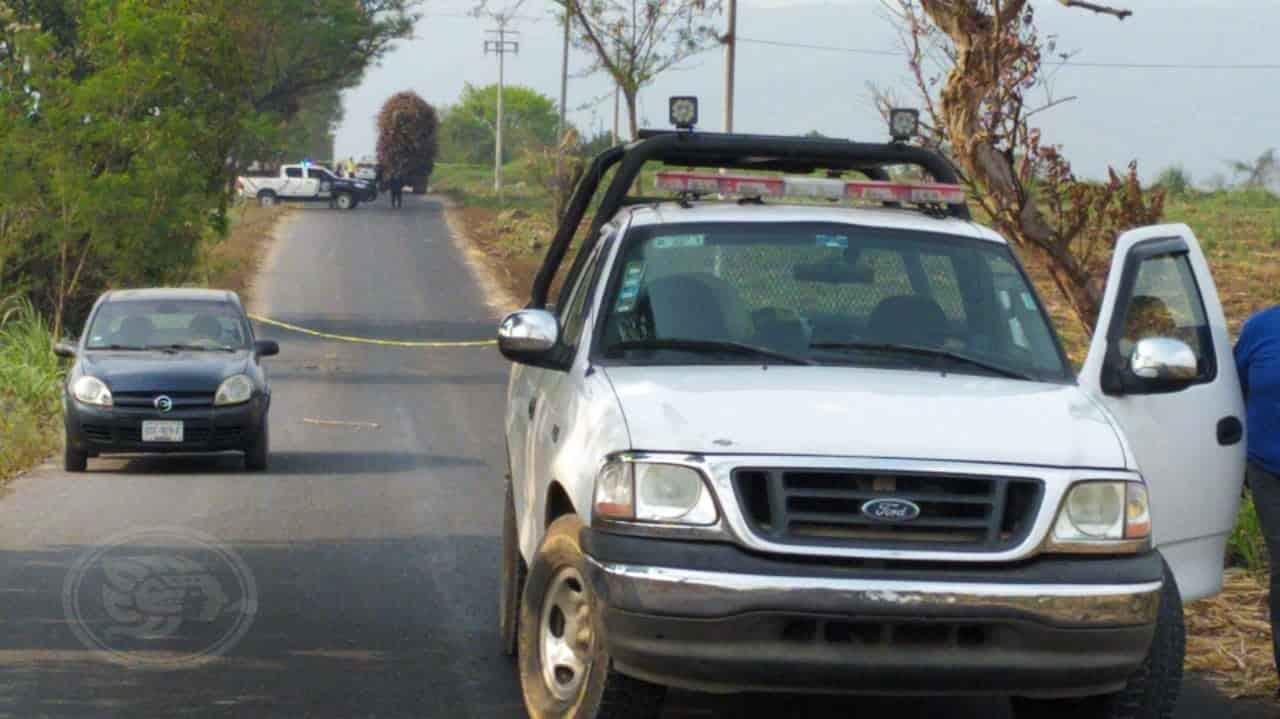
[[84, 299, 251, 350], [599, 221, 1069, 381]]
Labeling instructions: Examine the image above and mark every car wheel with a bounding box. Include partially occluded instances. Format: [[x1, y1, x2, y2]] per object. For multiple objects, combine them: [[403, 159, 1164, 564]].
[[518, 516, 665, 719], [335, 192, 354, 210], [244, 422, 269, 471], [1010, 559, 1184, 719], [500, 472, 526, 658], [258, 191, 277, 208], [64, 442, 88, 473]]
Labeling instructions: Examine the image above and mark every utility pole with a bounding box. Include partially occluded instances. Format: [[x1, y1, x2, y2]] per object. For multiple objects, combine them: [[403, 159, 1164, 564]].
[[484, 25, 519, 197], [723, 0, 737, 133], [558, 6, 570, 141]]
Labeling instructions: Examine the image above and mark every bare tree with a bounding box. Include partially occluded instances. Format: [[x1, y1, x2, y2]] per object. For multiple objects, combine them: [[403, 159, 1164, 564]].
[[878, 0, 1161, 334], [1228, 148, 1278, 189], [561, 0, 722, 140]]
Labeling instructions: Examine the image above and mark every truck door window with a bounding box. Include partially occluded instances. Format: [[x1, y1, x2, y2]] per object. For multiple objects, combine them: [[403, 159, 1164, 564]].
[[1113, 252, 1213, 382], [284, 167, 302, 178], [559, 240, 609, 351]]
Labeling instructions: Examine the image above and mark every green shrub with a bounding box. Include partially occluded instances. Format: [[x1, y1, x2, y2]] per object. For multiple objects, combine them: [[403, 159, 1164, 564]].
[[1154, 165, 1193, 197], [0, 297, 64, 480], [1228, 491, 1269, 575]]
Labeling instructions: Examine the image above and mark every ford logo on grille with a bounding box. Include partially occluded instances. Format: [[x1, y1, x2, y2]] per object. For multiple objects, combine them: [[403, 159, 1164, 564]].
[[861, 498, 921, 522]]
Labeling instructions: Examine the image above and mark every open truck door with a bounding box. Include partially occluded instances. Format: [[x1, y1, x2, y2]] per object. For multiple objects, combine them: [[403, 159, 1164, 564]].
[[1079, 223, 1246, 601]]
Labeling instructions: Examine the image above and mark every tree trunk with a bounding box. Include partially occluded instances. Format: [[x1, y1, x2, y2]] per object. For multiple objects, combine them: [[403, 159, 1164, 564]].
[[623, 88, 639, 141]]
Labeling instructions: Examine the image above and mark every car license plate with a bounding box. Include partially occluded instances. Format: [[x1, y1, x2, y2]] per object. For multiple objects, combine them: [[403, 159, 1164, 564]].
[[141, 421, 183, 443]]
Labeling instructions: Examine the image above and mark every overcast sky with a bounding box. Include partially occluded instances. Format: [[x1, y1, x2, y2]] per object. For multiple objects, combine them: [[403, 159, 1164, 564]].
[[335, 0, 1280, 183]]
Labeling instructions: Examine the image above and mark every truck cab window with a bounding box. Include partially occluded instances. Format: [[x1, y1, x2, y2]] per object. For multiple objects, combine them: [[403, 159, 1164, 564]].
[[285, 167, 302, 179]]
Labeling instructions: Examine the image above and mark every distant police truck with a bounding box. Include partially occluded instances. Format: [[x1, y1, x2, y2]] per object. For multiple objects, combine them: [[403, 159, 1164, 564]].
[[237, 164, 377, 209]]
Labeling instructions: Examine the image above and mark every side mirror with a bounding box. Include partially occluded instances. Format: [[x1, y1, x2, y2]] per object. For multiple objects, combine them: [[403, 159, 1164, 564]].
[[255, 339, 280, 357], [53, 341, 76, 358], [1126, 336, 1197, 391], [497, 309, 563, 368]]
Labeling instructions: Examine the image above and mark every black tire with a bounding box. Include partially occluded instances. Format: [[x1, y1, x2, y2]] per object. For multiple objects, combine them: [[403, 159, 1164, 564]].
[[335, 192, 354, 210], [1010, 559, 1184, 719], [64, 441, 88, 473], [500, 473, 527, 658], [257, 191, 277, 208], [244, 422, 269, 471], [518, 516, 665, 719]]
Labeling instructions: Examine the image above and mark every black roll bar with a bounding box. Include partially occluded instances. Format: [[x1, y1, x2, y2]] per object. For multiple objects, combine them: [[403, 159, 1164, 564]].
[[527, 131, 969, 308]]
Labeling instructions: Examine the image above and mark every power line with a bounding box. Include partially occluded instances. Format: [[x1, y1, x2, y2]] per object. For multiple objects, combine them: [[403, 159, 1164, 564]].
[[736, 36, 1280, 70]]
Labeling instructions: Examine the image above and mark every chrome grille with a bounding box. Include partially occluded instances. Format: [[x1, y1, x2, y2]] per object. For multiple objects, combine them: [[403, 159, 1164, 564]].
[[732, 468, 1043, 552]]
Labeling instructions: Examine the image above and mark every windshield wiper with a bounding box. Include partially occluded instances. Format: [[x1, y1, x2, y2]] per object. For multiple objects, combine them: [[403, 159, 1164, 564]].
[[608, 338, 815, 366], [147, 344, 236, 353], [93, 344, 146, 351], [810, 341, 1034, 381]]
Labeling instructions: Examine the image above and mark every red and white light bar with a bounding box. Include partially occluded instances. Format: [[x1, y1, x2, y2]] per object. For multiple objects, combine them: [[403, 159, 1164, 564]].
[[654, 171, 966, 205]]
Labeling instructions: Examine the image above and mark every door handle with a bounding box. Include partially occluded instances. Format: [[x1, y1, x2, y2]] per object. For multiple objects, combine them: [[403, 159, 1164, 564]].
[[528, 397, 537, 420], [1217, 416, 1243, 446]]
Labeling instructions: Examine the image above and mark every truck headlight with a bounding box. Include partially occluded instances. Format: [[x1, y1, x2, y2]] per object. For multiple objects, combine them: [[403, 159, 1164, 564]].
[[214, 374, 254, 406], [72, 376, 113, 407], [1051, 481, 1150, 545], [594, 461, 717, 525]]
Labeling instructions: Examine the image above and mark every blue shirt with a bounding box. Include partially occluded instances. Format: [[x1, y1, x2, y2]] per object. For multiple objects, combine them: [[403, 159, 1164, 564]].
[[1235, 306, 1280, 475]]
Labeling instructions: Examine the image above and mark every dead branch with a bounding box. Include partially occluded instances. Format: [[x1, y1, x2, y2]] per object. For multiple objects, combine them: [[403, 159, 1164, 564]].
[[1058, 0, 1132, 19]]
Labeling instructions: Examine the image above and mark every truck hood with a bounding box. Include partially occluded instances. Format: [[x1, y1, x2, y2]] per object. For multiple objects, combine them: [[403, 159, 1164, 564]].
[[602, 365, 1126, 469]]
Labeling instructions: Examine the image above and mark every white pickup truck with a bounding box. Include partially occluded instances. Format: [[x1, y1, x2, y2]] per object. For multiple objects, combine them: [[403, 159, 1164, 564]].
[[495, 115, 1246, 719], [237, 164, 375, 209]]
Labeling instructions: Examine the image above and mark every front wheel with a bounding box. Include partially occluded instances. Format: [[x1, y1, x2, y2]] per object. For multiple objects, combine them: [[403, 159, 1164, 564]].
[[1010, 560, 1184, 719], [244, 422, 269, 471], [64, 442, 88, 472], [518, 516, 665, 719], [334, 192, 354, 210], [500, 473, 526, 657]]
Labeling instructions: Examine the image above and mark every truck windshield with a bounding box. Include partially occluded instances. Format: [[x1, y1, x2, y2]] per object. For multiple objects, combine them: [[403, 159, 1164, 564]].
[[599, 221, 1069, 381]]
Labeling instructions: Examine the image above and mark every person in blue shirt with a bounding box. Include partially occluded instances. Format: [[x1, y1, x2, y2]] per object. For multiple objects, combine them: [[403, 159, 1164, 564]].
[[1235, 305, 1280, 681]]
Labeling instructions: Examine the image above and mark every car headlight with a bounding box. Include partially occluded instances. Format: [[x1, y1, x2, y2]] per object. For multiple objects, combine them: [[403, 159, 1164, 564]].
[[214, 374, 254, 406], [71, 376, 112, 407], [1051, 481, 1150, 546], [594, 461, 718, 525]]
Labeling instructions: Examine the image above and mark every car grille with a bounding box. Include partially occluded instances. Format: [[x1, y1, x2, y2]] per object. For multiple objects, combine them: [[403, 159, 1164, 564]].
[[732, 468, 1043, 552], [112, 391, 215, 409]]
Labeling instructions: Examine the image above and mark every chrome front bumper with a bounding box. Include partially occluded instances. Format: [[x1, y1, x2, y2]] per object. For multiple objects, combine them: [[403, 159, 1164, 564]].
[[581, 533, 1164, 696], [587, 558, 1162, 628]]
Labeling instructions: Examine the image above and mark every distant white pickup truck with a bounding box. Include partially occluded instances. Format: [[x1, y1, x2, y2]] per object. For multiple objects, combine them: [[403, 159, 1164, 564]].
[[237, 164, 376, 209]]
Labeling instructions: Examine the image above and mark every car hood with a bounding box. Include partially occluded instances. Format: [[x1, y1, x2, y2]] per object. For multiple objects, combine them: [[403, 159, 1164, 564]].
[[81, 351, 250, 392], [602, 365, 1127, 469]]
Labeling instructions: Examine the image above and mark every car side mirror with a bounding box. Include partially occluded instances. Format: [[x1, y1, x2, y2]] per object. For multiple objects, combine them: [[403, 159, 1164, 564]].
[[498, 309, 564, 369], [53, 341, 76, 358], [1119, 336, 1197, 393], [255, 339, 280, 357]]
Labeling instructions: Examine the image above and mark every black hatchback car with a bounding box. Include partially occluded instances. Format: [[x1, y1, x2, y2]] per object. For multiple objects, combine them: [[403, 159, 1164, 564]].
[[55, 289, 278, 472]]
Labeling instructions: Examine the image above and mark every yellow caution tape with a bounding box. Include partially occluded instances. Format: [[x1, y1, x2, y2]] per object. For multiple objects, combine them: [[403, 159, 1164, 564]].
[[248, 313, 497, 348]]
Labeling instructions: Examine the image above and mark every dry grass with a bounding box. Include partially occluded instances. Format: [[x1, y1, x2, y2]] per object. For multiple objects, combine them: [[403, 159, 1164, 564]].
[[450, 206, 553, 303], [191, 202, 292, 305], [1186, 570, 1276, 699]]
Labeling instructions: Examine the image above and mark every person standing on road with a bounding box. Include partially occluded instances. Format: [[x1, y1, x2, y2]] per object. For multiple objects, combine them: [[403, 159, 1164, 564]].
[[389, 176, 404, 209], [1235, 305, 1280, 685]]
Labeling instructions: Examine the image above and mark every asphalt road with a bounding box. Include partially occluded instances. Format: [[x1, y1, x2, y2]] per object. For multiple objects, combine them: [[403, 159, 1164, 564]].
[[0, 196, 1273, 718]]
